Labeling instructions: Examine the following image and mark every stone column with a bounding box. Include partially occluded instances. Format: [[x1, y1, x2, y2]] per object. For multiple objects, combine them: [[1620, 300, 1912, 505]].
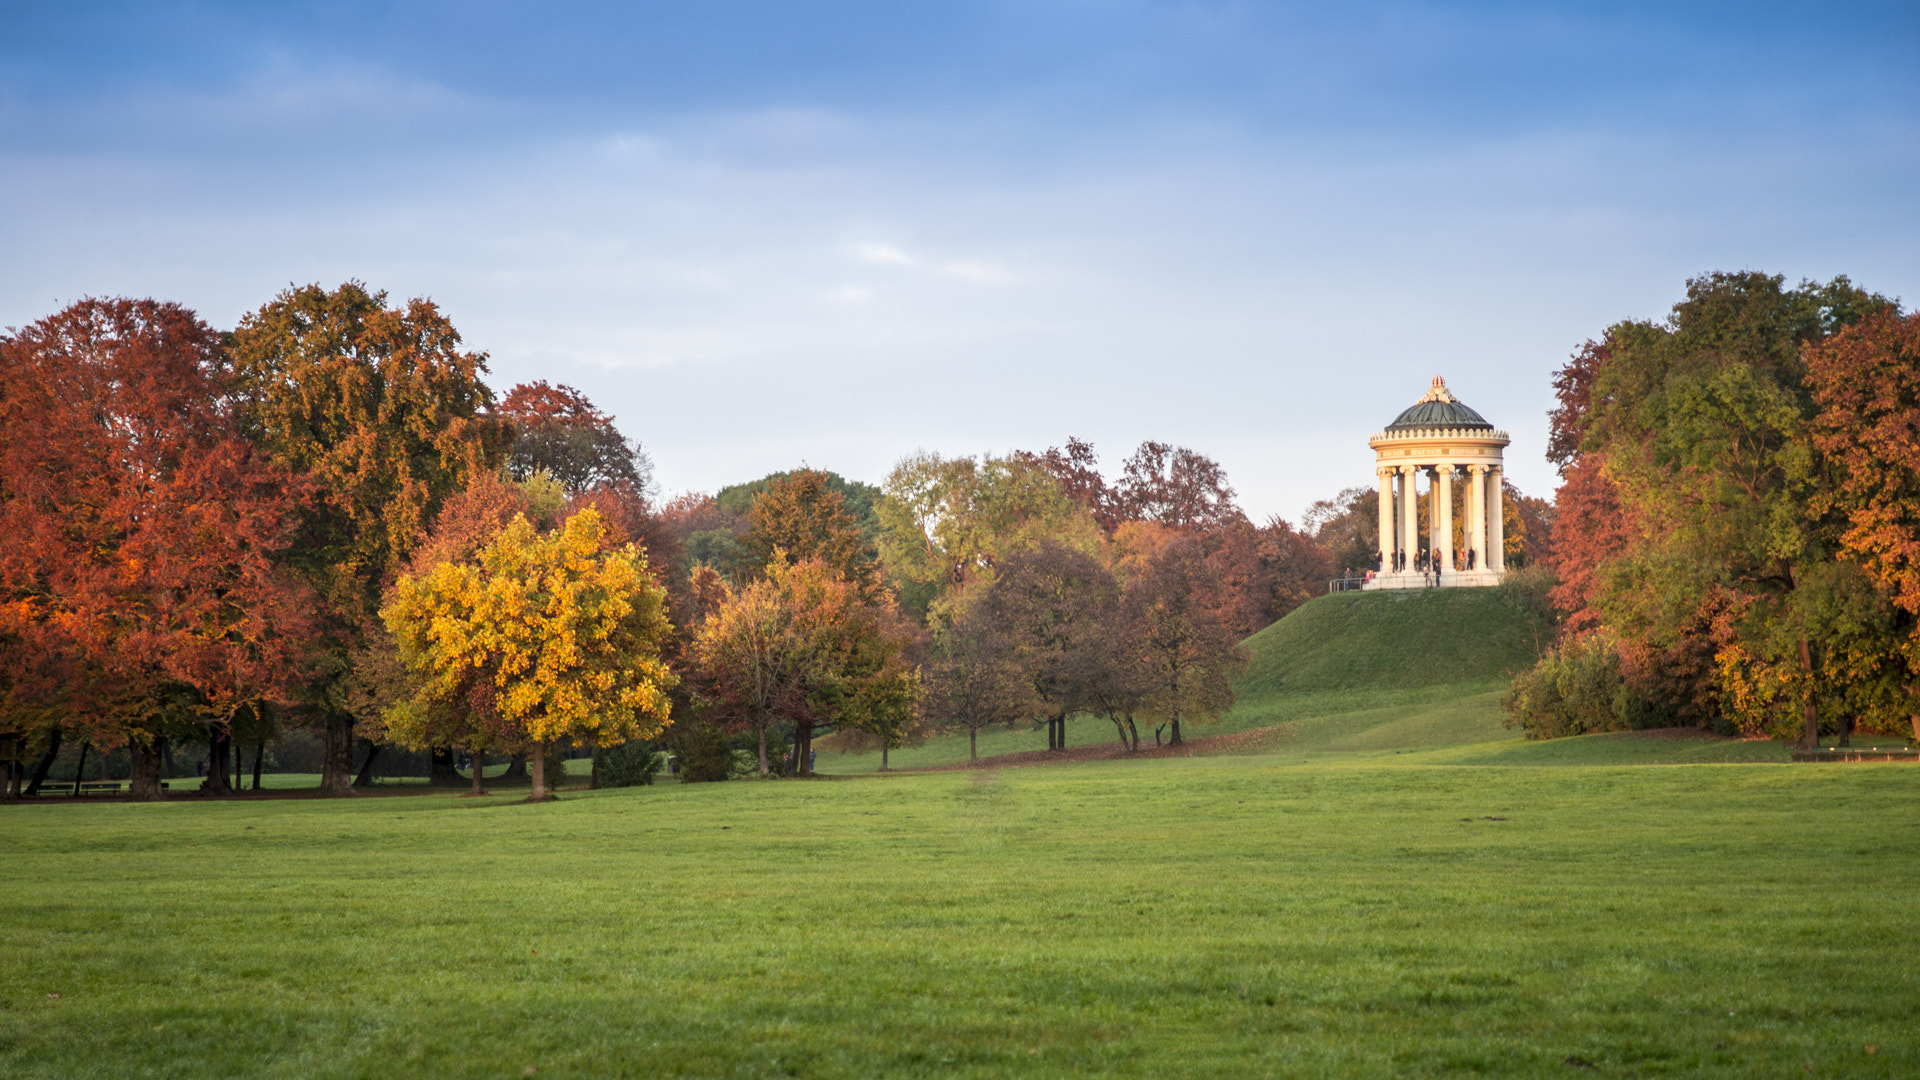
[[1469, 464, 1486, 572], [1437, 465, 1454, 576], [1376, 467, 1394, 571], [1488, 464, 1506, 572], [1400, 465, 1419, 571]]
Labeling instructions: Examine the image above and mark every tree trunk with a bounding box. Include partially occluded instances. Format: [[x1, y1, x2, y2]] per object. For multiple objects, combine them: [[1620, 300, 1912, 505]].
[[353, 740, 382, 787], [1169, 716, 1184, 747], [129, 737, 165, 801], [1058, 715, 1067, 750], [1912, 715, 1919, 745], [318, 714, 356, 796], [2, 736, 14, 803], [590, 750, 602, 790], [1797, 638, 1819, 749], [202, 728, 232, 796], [529, 739, 551, 801], [881, 742, 889, 772], [798, 721, 813, 776], [251, 740, 264, 790], [758, 723, 769, 776], [1126, 717, 1140, 753], [71, 739, 91, 796], [430, 746, 460, 786], [469, 746, 487, 795], [503, 754, 528, 780], [1838, 715, 1854, 748], [26, 727, 61, 796], [161, 737, 175, 780], [970, 728, 978, 765]]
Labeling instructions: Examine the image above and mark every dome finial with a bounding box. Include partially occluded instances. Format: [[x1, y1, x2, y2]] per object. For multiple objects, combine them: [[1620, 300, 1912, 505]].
[[1420, 376, 1455, 404]]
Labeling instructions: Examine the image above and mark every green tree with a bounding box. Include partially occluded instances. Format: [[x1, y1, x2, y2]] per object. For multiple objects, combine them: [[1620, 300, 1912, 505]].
[[229, 281, 508, 794], [876, 451, 1103, 622]]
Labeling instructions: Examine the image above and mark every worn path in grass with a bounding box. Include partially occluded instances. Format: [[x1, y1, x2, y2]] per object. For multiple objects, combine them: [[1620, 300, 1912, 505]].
[[5, 757, 1917, 1079]]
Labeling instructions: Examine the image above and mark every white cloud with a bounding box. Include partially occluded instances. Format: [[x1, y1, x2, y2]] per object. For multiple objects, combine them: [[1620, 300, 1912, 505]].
[[853, 242, 915, 265]]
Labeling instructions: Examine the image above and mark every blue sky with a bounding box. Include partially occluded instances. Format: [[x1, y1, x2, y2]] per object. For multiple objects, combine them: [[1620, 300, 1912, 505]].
[[4, 2, 1916, 519]]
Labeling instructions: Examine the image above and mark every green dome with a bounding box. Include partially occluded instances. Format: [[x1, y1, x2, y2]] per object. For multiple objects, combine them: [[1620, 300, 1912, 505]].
[[1385, 377, 1494, 432]]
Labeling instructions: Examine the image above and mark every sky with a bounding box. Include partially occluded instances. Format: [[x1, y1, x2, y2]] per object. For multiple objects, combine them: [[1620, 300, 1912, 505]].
[[3, 2, 1916, 521]]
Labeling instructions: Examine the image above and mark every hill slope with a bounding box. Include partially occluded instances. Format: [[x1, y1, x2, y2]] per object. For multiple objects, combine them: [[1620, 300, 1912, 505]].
[[1238, 587, 1549, 696], [1198, 586, 1550, 755]]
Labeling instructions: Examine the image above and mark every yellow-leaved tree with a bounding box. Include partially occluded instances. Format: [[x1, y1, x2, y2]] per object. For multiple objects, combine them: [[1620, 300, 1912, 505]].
[[382, 508, 676, 800]]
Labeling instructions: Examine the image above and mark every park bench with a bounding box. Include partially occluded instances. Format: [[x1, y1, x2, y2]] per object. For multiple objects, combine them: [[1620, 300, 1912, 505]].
[[31, 780, 172, 796]]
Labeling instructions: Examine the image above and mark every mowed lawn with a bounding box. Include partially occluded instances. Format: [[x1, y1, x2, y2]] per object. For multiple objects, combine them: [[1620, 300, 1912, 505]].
[[5, 758, 1918, 1079]]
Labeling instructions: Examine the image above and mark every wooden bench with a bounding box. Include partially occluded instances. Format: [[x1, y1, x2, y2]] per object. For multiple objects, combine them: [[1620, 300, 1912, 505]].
[[34, 780, 173, 796]]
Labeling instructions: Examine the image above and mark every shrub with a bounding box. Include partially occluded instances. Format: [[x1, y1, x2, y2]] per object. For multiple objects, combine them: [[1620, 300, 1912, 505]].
[[1502, 632, 1675, 738], [668, 720, 738, 783], [592, 742, 662, 788]]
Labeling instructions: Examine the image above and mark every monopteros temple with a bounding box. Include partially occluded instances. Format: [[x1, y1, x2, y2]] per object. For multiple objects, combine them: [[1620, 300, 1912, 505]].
[[1365, 376, 1509, 589]]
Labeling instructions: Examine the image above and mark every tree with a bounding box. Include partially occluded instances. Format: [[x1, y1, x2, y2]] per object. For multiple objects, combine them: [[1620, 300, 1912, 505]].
[[689, 552, 918, 777], [0, 299, 314, 800], [383, 509, 677, 801], [743, 468, 875, 589], [690, 565, 814, 776], [981, 542, 1117, 752], [876, 451, 1103, 621], [229, 281, 507, 794], [1514, 271, 1898, 743], [1805, 310, 1920, 739], [1014, 437, 1121, 532], [499, 381, 653, 495], [1124, 535, 1249, 745], [921, 601, 1033, 764], [1114, 441, 1243, 532]]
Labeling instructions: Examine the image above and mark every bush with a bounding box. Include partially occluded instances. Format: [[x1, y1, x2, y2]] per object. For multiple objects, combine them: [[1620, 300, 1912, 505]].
[[668, 721, 738, 783], [1502, 632, 1675, 739], [593, 742, 662, 788]]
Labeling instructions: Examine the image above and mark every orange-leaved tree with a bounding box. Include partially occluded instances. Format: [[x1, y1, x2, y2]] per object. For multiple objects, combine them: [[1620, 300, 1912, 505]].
[[0, 299, 314, 799], [382, 508, 676, 801], [691, 552, 918, 777]]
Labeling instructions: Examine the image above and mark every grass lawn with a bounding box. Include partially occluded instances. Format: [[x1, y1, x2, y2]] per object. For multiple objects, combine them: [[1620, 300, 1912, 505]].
[[5, 756, 1918, 1078]]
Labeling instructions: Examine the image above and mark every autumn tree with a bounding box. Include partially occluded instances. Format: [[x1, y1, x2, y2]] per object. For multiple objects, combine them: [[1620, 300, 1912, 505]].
[[1014, 437, 1121, 532], [743, 468, 875, 589], [981, 542, 1117, 752], [690, 552, 918, 777], [877, 451, 1103, 621], [383, 509, 676, 801], [0, 299, 313, 800], [1806, 310, 1920, 740], [229, 281, 507, 794], [1114, 441, 1243, 532], [498, 381, 653, 495], [1516, 271, 1899, 744], [1125, 535, 1249, 745], [921, 601, 1033, 765]]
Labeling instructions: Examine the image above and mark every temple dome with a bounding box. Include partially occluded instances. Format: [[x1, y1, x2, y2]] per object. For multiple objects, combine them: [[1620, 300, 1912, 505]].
[[1385, 375, 1493, 432]]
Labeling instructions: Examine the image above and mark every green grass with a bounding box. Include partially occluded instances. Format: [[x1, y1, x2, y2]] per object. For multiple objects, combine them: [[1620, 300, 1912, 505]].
[[6, 756, 1919, 1078]]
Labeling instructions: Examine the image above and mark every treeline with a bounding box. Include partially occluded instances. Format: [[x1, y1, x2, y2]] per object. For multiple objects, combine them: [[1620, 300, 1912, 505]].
[[0, 284, 1412, 800], [1508, 271, 1920, 746]]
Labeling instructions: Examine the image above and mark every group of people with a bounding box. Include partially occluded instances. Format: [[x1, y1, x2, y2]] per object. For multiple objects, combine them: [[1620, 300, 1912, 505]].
[[1380, 548, 1480, 574]]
